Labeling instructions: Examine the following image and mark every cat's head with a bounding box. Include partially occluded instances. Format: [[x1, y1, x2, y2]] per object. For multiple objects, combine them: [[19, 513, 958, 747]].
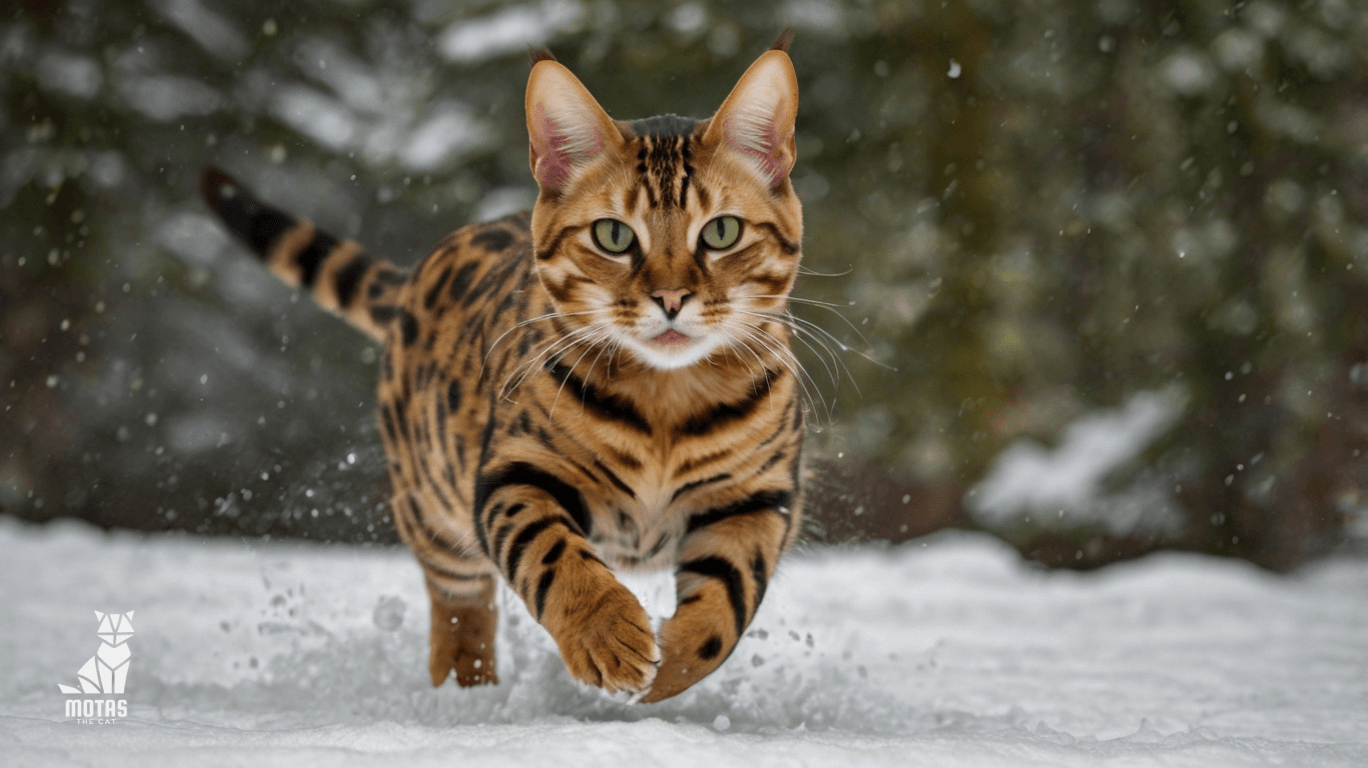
[[524, 44, 802, 371]]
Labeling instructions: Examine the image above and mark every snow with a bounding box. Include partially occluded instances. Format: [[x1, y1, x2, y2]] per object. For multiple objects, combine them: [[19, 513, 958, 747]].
[[2, 518, 1366, 767], [778, 0, 847, 36], [1211, 28, 1265, 73], [35, 48, 102, 100], [436, 0, 584, 64], [113, 73, 225, 122], [270, 85, 358, 153], [399, 104, 491, 173], [150, 0, 248, 62], [266, 73, 495, 171], [968, 387, 1187, 534], [1160, 50, 1216, 97], [472, 187, 538, 223]]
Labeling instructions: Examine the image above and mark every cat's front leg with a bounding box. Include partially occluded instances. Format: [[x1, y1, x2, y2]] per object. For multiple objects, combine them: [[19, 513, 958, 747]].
[[478, 462, 660, 694], [641, 491, 800, 703]]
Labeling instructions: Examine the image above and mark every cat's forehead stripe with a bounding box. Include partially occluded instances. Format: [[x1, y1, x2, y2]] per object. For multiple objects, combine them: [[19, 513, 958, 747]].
[[632, 130, 701, 211]]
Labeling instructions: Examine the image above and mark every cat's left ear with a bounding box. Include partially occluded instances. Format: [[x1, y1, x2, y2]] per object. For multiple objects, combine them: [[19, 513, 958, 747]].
[[525, 60, 623, 192], [704, 50, 800, 189]]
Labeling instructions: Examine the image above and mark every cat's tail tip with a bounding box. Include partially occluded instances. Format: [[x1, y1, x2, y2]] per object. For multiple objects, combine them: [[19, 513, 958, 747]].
[[195, 162, 407, 344], [199, 164, 242, 210], [199, 164, 272, 246], [528, 47, 558, 66], [770, 28, 795, 53]]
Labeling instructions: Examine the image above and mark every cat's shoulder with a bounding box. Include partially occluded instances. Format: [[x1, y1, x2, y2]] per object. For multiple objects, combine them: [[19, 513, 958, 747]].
[[404, 209, 537, 318], [418, 209, 534, 273]]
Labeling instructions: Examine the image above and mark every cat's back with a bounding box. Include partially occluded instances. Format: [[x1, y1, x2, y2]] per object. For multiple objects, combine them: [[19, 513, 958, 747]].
[[401, 209, 537, 332], [385, 210, 556, 382]]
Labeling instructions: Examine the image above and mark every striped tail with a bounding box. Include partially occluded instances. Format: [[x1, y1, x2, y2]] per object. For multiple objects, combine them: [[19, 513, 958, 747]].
[[199, 165, 407, 342]]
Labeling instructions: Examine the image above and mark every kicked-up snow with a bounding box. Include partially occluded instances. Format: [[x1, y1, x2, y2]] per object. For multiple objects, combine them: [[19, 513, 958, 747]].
[[1, 517, 1365, 767]]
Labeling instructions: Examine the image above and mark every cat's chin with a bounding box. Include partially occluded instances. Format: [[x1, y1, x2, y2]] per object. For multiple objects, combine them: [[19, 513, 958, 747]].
[[625, 333, 724, 371]]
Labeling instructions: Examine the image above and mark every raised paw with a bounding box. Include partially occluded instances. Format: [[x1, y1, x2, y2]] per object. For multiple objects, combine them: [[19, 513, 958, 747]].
[[640, 599, 737, 703], [428, 585, 499, 688], [552, 584, 660, 695]]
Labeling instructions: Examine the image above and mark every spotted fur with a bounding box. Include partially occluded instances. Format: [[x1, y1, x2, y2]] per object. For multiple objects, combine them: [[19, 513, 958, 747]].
[[201, 39, 805, 702]]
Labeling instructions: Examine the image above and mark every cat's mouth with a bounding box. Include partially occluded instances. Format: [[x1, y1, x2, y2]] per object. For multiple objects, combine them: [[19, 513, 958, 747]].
[[651, 329, 692, 346], [628, 325, 721, 370]]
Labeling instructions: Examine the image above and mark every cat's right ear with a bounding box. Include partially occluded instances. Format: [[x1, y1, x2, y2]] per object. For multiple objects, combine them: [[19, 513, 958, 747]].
[[525, 60, 622, 192], [703, 50, 800, 190]]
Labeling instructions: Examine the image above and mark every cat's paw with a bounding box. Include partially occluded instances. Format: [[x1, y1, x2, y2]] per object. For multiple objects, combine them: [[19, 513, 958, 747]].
[[429, 599, 499, 688], [639, 604, 735, 703], [553, 585, 660, 695]]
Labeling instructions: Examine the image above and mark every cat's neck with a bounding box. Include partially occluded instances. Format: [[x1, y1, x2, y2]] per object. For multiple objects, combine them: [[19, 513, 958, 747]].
[[557, 340, 791, 422]]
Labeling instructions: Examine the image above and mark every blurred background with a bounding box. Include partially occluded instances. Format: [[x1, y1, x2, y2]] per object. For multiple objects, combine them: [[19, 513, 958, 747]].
[[3, 0, 1366, 570]]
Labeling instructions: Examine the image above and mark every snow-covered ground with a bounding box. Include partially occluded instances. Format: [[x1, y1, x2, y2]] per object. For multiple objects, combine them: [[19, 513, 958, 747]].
[[1, 518, 1365, 767]]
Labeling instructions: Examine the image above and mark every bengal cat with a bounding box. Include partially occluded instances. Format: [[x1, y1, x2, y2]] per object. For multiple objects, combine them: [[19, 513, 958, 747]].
[[200, 36, 805, 703]]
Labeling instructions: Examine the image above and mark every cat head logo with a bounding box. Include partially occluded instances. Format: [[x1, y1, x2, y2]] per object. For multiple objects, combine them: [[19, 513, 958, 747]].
[[58, 611, 135, 695]]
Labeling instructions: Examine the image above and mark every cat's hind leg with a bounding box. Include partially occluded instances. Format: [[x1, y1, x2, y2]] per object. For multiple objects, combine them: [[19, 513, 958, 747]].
[[393, 491, 501, 687], [424, 569, 499, 687]]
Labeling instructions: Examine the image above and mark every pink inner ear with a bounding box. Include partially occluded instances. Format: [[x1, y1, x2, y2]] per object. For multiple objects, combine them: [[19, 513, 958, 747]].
[[724, 97, 794, 188], [531, 103, 600, 191]]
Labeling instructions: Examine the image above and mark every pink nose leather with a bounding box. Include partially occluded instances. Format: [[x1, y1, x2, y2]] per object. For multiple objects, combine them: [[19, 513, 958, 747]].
[[650, 288, 692, 314]]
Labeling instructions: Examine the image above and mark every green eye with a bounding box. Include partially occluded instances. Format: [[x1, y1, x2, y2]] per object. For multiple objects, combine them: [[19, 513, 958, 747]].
[[701, 216, 741, 250], [593, 219, 636, 254]]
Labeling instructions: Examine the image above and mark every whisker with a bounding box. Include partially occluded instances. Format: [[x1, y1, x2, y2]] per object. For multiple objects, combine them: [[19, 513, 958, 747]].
[[481, 308, 600, 376], [548, 329, 612, 419], [578, 332, 618, 400], [747, 294, 885, 360], [734, 316, 835, 397], [507, 338, 588, 399], [719, 331, 786, 419], [790, 313, 892, 372], [733, 310, 844, 391], [751, 306, 892, 372], [730, 311, 849, 423], [499, 323, 605, 398], [727, 321, 831, 425], [719, 329, 768, 390], [796, 264, 853, 278], [516, 326, 601, 384], [751, 294, 846, 310], [743, 313, 841, 389], [769, 315, 863, 392], [479, 310, 589, 392]]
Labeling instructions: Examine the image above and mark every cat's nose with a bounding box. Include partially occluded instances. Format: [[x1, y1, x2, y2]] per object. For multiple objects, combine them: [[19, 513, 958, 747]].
[[650, 288, 692, 320]]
